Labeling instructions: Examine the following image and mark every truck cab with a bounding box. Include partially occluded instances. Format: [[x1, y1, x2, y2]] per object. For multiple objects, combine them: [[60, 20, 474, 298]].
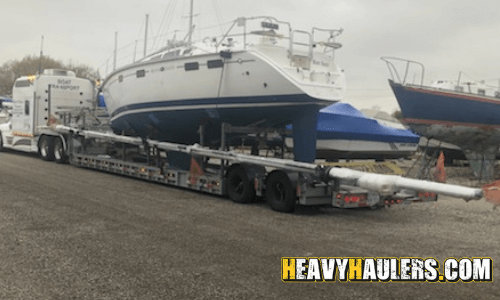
[[0, 69, 95, 158]]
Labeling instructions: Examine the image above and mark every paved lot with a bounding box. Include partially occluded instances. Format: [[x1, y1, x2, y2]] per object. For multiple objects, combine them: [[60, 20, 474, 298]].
[[0, 150, 498, 299]]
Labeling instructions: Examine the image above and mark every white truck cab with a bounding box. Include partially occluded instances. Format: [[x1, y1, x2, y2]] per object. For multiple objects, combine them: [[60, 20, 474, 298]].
[[0, 69, 95, 161]]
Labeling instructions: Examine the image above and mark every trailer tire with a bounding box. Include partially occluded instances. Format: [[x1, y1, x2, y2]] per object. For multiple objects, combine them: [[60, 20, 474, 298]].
[[265, 171, 296, 213], [39, 135, 55, 161], [0, 132, 4, 152], [226, 165, 255, 203], [53, 137, 68, 164]]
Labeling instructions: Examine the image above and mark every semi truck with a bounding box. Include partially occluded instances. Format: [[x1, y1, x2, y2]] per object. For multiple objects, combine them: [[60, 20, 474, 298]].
[[0, 69, 95, 162], [0, 70, 486, 212]]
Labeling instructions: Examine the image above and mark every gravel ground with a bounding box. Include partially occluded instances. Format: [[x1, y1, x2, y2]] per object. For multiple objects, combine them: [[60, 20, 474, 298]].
[[0, 150, 498, 299]]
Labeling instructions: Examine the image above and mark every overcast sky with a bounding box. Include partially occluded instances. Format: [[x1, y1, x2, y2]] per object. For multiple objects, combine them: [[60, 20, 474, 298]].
[[3, 0, 500, 113]]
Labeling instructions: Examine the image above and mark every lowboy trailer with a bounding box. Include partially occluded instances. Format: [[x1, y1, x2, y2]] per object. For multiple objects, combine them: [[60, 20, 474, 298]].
[[0, 69, 485, 212]]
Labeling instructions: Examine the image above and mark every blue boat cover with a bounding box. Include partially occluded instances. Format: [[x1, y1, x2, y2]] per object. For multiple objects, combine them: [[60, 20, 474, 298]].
[[316, 103, 420, 143], [98, 94, 106, 107]]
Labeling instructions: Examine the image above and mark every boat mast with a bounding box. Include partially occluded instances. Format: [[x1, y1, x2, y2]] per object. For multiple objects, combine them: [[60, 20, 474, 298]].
[[113, 31, 118, 71], [187, 0, 194, 44], [144, 14, 149, 57]]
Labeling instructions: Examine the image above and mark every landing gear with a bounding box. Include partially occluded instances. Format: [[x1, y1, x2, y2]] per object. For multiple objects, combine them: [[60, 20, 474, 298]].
[[226, 165, 255, 203], [265, 171, 296, 213], [38, 135, 55, 161]]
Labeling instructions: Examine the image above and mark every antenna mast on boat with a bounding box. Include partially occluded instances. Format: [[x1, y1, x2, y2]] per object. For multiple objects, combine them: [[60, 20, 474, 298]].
[[113, 31, 118, 71], [144, 14, 149, 57], [187, 0, 194, 44]]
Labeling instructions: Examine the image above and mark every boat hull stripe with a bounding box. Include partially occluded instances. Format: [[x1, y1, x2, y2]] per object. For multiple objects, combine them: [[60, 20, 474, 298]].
[[406, 85, 500, 105], [109, 94, 331, 120]]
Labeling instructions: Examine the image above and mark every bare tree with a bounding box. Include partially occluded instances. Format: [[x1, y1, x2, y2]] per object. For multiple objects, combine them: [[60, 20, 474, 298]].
[[0, 55, 99, 96]]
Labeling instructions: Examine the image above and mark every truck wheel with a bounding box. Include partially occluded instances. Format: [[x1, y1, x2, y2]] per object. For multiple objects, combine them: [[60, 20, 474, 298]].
[[39, 136, 55, 161], [226, 165, 255, 203], [265, 171, 296, 213], [53, 137, 68, 163]]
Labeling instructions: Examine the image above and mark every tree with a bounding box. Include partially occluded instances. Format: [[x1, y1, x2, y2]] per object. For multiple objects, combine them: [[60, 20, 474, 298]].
[[66, 62, 100, 83], [0, 55, 99, 96]]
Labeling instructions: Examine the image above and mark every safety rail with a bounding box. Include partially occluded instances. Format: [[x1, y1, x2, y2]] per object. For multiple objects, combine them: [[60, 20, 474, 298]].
[[214, 16, 342, 63], [381, 57, 425, 86], [289, 30, 313, 58], [215, 16, 291, 51], [312, 27, 343, 60]]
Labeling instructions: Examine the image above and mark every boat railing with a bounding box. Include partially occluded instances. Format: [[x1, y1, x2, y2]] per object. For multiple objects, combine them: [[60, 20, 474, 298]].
[[381, 57, 425, 86], [214, 16, 342, 66], [215, 16, 292, 51], [312, 27, 343, 57], [103, 15, 343, 76], [289, 30, 313, 60]]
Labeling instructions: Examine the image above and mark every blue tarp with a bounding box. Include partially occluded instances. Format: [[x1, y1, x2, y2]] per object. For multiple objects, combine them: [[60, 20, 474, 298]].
[[98, 94, 106, 107], [316, 103, 419, 143]]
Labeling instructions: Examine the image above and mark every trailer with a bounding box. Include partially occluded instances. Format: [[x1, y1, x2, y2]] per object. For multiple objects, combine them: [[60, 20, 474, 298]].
[[0, 70, 486, 212]]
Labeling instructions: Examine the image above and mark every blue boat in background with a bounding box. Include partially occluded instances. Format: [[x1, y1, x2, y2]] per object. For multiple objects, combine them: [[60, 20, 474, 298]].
[[0, 96, 12, 105], [382, 57, 500, 150], [382, 57, 500, 179], [286, 102, 420, 160]]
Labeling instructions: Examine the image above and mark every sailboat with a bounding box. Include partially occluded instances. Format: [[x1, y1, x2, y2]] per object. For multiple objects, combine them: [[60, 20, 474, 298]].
[[382, 57, 500, 179], [100, 1, 346, 163]]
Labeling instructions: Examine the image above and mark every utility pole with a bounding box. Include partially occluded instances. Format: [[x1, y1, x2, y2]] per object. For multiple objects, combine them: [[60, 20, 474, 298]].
[[38, 35, 44, 74]]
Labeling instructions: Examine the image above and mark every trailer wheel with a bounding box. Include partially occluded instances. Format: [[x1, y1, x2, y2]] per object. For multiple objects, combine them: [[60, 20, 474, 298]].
[[226, 165, 255, 203], [0, 132, 4, 152], [53, 137, 68, 163], [39, 135, 55, 161], [265, 171, 296, 213]]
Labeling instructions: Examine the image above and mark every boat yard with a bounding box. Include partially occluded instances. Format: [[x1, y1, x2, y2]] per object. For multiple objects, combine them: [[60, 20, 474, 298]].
[[1, 1, 499, 299]]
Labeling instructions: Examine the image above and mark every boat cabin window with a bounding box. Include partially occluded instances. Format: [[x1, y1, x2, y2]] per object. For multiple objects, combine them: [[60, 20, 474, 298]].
[[478, 89, 485, 96], [185, 62, 199, 71], [15, 80, 31, 88], [136, 70, 146, 78], [207, 59, 224, 69], [24, 100, 29, 115]]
